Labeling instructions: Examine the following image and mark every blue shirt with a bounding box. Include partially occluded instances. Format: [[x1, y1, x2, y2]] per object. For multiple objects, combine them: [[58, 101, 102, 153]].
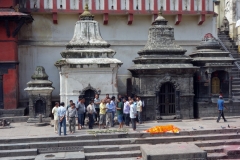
[[106, 103, 113, 113], [217, 99, 224, 110], [110, 100, 116, 112], [130, 104, 137, 118], [58, 106, 66, 117]]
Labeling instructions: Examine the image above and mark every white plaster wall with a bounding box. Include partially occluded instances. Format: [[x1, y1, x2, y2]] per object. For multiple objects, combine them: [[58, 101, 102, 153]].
[[59, 66, 118, 104], [18, 14, 214, 100]]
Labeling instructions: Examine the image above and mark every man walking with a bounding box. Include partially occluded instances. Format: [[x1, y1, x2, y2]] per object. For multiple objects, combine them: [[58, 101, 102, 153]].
[[136, 97, 143, 124], [217, 96, 227, 122], [67, 103, 78, 134], [94, 94, 101, 122], [58, 102, 67, 136], [52, 102, 59, 134], [123, 98, 130, 126]]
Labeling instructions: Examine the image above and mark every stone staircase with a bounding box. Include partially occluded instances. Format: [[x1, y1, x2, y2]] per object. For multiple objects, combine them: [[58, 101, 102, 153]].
[[218, 33, 240, 98], [0, 128, 240, 159]]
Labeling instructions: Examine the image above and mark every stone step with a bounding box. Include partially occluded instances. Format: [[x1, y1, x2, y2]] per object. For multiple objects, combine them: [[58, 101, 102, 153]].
[[195, 138, 240, 147], [0, 149, 37, 158], [89, 158, 142, 160], [232, 82, 240, 85], [201, 145, 224, 153], [83, 144, 140, 153], [223, 145, 240, 158], [1, 128, 240, 145], [207, 152, 228, 160], [232, 92, 240, 96], [85, 150, 142, 160], [0, 156, 36, 160], [1, 132, 240, 151]]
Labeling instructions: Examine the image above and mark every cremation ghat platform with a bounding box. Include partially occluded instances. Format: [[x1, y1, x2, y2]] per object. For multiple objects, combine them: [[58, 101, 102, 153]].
[[141, 143, 207, 160]]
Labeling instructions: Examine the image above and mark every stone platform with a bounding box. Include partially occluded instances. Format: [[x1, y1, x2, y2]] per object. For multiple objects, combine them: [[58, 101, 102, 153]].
[[141, 143, 207, 160], [1, 118, 240, 159]]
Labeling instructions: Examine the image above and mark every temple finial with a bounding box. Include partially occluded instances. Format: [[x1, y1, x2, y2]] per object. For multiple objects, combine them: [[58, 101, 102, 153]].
[[158, 6, 163, 16], [85, 3, 89, 11], [79, 3, 94, 20]]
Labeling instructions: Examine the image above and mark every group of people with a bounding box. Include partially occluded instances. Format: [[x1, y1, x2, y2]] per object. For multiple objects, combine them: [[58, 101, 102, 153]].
[[51, 94, 144, 136]]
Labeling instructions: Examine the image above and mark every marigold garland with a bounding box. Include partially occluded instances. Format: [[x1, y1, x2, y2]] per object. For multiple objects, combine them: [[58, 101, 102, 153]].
[[145, 124, 180, 134]]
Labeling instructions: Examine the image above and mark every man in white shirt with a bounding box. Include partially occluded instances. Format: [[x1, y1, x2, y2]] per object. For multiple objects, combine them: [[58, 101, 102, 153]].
[[136, 97, 143, 124], [57, 102, 67, 136], [129, 100, 137, 131], [52, 102, 59, 133]]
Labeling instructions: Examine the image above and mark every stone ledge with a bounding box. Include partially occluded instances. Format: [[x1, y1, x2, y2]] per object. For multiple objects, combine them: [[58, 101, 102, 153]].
[[140, 143, 207, 160]]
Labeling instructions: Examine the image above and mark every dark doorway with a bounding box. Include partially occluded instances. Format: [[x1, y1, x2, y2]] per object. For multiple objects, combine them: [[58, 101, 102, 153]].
[[159, 82, 175, 115], [35, 100, 46, 116], [0, 75, 3, 109], [84, 89, 95, 107]]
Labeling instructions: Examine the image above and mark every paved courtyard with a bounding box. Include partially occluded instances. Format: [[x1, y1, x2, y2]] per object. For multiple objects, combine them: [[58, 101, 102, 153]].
[[1, 116, 240, 139]]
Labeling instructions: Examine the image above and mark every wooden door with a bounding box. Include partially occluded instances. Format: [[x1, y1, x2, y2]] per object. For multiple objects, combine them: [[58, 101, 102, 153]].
[[84, 89, 95, 107], [212, 77, 220, 94], [159, 83, 175, 115]]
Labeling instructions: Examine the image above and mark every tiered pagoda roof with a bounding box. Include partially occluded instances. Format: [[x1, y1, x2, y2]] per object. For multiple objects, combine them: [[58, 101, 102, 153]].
[[128, 10, 198, 75], [55, 4, 122, 67], [189, 33, 235, 67]]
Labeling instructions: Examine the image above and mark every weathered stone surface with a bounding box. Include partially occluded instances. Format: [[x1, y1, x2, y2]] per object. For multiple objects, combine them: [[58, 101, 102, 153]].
[[35, 151, 85, 160], [140, 143, 207, 160], [128, 10, 198, 120], [24, 67, 54, 122], [55, 4, 122, 103]]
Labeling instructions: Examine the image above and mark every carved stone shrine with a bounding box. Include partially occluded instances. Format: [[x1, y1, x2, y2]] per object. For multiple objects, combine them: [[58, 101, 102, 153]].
[[128, 10, 198, 120], [55, 4, 122, 105], [24, 66, 54, 123], [190, 33, 235, 117]]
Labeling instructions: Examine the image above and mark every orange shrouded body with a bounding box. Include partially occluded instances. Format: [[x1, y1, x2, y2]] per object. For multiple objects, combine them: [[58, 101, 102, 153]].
[[145, 125, 180, 134]]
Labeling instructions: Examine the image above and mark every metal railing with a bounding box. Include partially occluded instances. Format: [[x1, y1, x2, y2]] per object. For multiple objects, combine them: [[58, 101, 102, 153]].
[[217, 38, 240, 70]]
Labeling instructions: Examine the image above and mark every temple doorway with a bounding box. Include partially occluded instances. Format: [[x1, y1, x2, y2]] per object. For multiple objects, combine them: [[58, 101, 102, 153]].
[[159, 82, 176, 115], [84, 89, 95, 106], [211, 71, 229, 95], [35, 100, 46, 116], [212, 77, 220, 94]]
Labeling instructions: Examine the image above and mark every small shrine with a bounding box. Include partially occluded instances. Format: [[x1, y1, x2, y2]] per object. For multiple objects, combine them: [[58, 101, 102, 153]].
[[128, 9, 198, 120], [24, 66, 54, 123], [55, 4, 122, 105], [190, 33, 235, 117]]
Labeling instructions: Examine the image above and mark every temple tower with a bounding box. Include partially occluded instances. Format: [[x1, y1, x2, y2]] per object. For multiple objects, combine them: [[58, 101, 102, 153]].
[[190, 33, 235, 118], [55, 4, 122, 105], [128, 10, 198, 120]]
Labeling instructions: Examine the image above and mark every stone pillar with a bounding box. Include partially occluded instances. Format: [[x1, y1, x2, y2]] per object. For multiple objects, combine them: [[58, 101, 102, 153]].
[[155, 91, 160, 120], [175, 90, 181, 119], [229, 71, 232, 102], [208, 73, 212, 102]]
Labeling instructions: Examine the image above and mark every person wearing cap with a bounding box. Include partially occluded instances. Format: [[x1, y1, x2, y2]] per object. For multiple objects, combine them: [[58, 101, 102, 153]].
[[217, 96, 227, 123]]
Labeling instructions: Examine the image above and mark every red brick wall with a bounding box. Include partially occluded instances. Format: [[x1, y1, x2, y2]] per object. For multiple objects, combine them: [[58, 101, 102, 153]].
[[3, 69, 18, 109], [0, 0, 16, 8], [0, 1, 19, 109]]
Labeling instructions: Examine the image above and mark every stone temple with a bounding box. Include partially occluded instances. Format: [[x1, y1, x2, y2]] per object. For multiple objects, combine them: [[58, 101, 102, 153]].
[[128, 10, 198, 120], [55, 4, 122, 105]]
